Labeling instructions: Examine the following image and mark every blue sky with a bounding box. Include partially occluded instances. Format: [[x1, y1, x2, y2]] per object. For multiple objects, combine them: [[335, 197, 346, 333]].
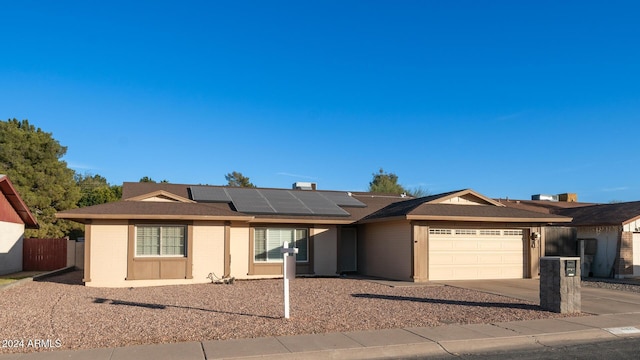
[[2, 1, 639, 203]]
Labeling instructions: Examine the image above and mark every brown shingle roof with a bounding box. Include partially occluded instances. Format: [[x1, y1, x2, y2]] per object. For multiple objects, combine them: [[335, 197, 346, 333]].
[[360, 191, 571, 223], [59, 183, 571, 225], [57, 200, 251, 223], [59, 183, 407, 224], [122, 182, 192, 199], [554, 201, 640, 226], [497, 199, 596, 214]]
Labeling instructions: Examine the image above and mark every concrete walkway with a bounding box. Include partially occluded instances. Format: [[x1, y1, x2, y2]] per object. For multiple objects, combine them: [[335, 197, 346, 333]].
[[438, 279, 640, 314], [3, 279, 640, 359]]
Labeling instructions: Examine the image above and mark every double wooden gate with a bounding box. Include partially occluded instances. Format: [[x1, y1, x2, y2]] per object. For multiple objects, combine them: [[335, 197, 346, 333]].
[[22, 238, 67, 271]]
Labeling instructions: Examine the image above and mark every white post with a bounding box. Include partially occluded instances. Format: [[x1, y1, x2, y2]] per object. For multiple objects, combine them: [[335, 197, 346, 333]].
[[281, 241, 298, 319]]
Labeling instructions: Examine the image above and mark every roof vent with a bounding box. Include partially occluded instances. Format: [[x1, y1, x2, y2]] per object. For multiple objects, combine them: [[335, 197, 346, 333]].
[[531, 194, 558, 201], [292, 182, 317, 191]]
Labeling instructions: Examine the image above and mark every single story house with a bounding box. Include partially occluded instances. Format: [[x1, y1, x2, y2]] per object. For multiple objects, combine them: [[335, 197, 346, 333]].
[[0, 175, 39, 275], [56, 182, 570, 287], [500, 197, 640, 278]]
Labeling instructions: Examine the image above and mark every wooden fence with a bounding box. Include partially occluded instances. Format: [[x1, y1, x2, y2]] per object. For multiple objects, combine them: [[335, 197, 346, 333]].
[[22, 238, 68, 271]]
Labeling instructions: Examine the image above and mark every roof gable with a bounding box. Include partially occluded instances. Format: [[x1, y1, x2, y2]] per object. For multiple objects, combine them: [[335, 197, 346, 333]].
[[0, 175, 38, 228], [427, 189, 504, 207], [126, 190, 195, 203]]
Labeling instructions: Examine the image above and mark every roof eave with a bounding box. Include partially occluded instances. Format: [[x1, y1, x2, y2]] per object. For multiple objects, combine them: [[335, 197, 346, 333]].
[[249, 218, 355, 225], [55, 213, 255, 222], [356, 215, 408, 224], [0, 177, 39, 228], [405, 215, 573, 223]]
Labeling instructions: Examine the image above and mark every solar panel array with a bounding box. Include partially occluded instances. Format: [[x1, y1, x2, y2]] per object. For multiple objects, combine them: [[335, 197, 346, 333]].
[[189, 186, 366, 216]]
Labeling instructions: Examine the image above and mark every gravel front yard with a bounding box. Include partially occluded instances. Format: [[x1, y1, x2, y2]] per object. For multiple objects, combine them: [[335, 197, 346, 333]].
[[1, 271, 575, 354]]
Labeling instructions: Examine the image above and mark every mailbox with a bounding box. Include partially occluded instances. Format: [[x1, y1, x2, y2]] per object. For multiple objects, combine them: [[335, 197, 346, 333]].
[[565, 260, 577, 277]]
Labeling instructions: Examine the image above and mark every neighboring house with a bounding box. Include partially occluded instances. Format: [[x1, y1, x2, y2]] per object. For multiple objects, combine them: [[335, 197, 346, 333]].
[[553, 202, 640, 278], [56, 182, 570, 287], [500, 197, 640, 278], [0, 175, 39, 275]]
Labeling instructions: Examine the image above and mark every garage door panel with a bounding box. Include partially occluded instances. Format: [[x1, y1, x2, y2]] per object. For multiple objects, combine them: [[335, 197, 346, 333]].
[[429, 229, 524, 281], [453, 241, 480, 251]]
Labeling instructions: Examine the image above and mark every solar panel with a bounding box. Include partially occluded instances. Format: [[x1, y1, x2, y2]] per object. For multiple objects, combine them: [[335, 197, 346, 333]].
[[321, 191, 366, 207], [225, 188, 276, 214], [294, 191, 350, 216], [189, 186, 232, 202], [189, 185, 362, 216], [260, 189, 313, 215]]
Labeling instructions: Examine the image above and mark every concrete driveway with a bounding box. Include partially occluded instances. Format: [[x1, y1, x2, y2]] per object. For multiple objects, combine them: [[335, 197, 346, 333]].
[[437, 279, 640, 315]]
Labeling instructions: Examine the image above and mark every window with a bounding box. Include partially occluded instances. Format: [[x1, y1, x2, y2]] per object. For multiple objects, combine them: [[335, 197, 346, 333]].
[[135, 225, 186, 257], [254, 228, 308, 263], [429, 229, 452, 235], [479, 230, 501, 236], [504, 230, 524, 236], [455, 229, 477, 235]]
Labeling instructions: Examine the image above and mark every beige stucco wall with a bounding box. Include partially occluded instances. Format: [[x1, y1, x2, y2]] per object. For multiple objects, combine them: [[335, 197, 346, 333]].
[[87, 220, 227, 287], [359, 220, 412, 281], [87, 220, 129, 287], [0, 221, 24, 275], [229, 225, 251, 279], [312, 226, 337, 276], [191, 221, 226, 283]]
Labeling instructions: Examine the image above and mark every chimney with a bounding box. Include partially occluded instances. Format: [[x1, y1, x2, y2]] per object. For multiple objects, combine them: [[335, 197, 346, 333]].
[[292, 182, 317, 191], [558, 193, 578, 202]]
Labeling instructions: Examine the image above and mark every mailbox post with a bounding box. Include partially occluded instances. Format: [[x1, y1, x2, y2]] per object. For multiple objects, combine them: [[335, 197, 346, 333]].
[[540, 256, 581, 313], [281, 241, 298, 319]]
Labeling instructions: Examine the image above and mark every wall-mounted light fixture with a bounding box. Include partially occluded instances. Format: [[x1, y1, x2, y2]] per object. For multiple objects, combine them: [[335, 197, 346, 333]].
[[531, 232, 541, 248]]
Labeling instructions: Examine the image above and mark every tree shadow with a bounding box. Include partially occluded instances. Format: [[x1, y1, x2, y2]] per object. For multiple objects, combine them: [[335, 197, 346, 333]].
[[92, 297, 280, 319], [351, 293, 540, 311]]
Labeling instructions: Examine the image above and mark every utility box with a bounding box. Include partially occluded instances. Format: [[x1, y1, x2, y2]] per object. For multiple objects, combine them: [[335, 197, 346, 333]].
[[540, 257, 581, 313]]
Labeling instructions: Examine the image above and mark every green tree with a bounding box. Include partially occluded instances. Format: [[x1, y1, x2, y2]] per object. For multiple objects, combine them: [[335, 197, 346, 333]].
[[76, 173, 122, 207], [0, 119, 82, 237], [139, 176, 168, 183], [407, 186, 430, 198], [225, 171, 256, 187], [368, 168, 407, 195]]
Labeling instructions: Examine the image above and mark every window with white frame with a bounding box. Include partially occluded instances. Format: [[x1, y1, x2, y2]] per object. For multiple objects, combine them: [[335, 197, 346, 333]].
[[254, 228, 308, 263], [135, 225, 186, 257]]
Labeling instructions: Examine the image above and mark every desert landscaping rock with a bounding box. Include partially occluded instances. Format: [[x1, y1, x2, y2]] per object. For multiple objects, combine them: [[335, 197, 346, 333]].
[[1, 271, 577, 354]]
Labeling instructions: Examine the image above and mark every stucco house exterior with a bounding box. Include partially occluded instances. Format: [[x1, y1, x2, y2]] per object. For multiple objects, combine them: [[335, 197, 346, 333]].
[[0, 175, 39, 275], [56, 182, 570, 287]]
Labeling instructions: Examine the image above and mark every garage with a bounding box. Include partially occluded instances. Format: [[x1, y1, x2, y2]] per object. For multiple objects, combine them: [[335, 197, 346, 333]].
[[428, 228, 525, 281]]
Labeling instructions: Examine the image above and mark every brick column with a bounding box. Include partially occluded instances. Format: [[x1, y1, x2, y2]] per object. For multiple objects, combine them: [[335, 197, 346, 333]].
[[540, 257, 581, 313]]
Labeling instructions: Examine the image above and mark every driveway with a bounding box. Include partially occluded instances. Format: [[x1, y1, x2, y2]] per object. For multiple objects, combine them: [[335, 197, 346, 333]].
[[437, 279, 640, 315]]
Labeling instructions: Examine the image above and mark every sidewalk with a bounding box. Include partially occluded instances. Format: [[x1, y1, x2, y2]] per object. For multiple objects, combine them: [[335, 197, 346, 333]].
[[2, 312, 640, 360]]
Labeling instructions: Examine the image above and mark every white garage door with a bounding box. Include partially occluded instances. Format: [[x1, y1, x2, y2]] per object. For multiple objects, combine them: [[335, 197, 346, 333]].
[[429, 228, 524, 281]]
